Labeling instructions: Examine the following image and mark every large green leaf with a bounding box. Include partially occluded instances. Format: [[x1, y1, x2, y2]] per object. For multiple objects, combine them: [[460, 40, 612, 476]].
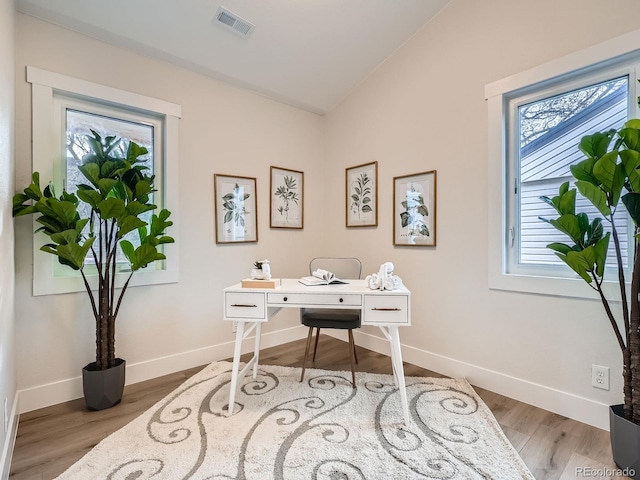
[[97, 178, 118, 197], [549, 215, 582, 245], [130, 244, 161, 271], [579, 130, 615, 159], [620, 149, 640, 192], [561, 250, 594, 283], [119, 240, 134, 262], [575, 180, 611, 217], [50, 229, 79, 245], [76, 189, 103, 209], [557, 189, 576, 215], [593, 232, 610, 277], [126, 201, 156, 216], [546, 242, 572, 255], [622, 192, 640, 226], [49, 200, 78, 226], [78, 163, 100, 186], [570, 158, 598, 184], [43, 236, 96, 270], [126, 141, 148, 163], [98, 197, 126, 219], [592, 151, 619, 191], [117, 215, 147, 238], [619, 125, 640, 151]]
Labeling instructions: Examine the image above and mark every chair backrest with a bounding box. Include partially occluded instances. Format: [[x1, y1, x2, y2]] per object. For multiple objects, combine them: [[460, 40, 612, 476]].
[[309, 257, 362, 280]]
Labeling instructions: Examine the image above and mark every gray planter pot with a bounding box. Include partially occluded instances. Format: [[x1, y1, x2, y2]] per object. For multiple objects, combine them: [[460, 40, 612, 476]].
[[610, 404, 640, 479], [82, 358, 126, 411]]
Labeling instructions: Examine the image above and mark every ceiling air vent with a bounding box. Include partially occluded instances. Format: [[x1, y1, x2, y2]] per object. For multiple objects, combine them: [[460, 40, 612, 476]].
[[215, 6, 256, 37]]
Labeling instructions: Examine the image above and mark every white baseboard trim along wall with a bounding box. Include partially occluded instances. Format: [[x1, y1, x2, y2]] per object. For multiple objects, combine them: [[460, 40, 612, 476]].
[[339, 329, 611, 431], [0, 392, 19, 480], [17, 325, 610, 431], [18, 325, 308, 414]]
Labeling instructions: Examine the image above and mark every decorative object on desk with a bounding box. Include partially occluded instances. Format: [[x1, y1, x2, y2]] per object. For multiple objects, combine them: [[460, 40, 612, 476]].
[[299, 268, 347, 286], [270, 166, 303, 229], [346, 161, 378, 227], [13, 131, 175, 411], [365, 261, 403, 291], [54, 361, 534, 480], [241, 278, 281, 289], [214, 174, 257, 244], [250, 259, 271, 279], [540, 119, 640, 476], [393, 170, 436, 246]]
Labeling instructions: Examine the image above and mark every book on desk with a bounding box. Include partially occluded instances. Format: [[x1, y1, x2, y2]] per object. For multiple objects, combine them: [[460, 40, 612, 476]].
[[298, 269, 347, 286]]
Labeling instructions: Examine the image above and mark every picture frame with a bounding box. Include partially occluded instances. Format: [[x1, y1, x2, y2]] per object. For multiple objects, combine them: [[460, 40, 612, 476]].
[[346, 161, 378, 227], [393, 170, 437, 246], [270, 166, 304, 229], [214, 174, 258, 244]]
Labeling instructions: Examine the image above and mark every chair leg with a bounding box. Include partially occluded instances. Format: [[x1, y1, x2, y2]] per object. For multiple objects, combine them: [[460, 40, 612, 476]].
[[300, 327, 314, 382], [312, 327, 321, 362], [348, 329, 356, 387], [353, 338, 358, 364]]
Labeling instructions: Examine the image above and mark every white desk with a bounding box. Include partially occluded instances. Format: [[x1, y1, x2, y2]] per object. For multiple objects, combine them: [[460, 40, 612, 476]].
[[223, 279, 412, 425]]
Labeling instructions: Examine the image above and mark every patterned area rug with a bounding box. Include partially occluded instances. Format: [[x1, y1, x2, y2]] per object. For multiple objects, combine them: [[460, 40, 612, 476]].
[[56, 361, 534, 479]]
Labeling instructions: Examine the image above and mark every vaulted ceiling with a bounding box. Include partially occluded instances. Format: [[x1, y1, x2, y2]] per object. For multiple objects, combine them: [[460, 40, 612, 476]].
[[16, 0, 451, 114]]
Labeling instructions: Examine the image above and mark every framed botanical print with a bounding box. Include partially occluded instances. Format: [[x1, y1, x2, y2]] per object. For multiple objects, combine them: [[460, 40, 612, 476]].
[[346, 161, 378, 227], [214, 174, 258, 244], [393, 170, 436, 246], [270, 166, 303, 229]]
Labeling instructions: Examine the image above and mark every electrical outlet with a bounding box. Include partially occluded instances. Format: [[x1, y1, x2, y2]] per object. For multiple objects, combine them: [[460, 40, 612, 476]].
[[592, 364, 610, 390], [3, 398, 8, 433], [232, 321, 238, 333]]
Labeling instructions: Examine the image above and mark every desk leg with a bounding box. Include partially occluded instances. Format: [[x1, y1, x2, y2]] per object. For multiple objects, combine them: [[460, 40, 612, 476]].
[[252, 322, 262, 379], [228, 321, 245, 416], [388, 326, 410, 426]]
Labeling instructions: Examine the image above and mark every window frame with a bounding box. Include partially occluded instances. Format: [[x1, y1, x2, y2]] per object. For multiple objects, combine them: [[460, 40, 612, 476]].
[[486, 30, 640, 300], [27, 66, 181, 296]]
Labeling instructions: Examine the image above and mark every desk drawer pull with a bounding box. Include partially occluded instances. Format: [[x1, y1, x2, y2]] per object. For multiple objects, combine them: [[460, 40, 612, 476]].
[[231, 304, 258, 308], [371, 307, 401, 311]]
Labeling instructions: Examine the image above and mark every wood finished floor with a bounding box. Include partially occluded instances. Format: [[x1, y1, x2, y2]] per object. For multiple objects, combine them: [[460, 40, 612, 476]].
[[9, 336, 627, 479]]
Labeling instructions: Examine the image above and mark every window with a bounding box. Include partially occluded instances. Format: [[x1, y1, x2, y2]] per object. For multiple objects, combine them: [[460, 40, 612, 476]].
[[486, 31, 640, 299], [27, 66, 181, 296]]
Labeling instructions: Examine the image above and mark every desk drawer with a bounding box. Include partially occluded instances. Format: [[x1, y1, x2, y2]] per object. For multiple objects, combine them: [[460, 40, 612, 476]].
[[363, 295, 409, 325], [267, 292, 361, 307], [225, 292, 266, 319]]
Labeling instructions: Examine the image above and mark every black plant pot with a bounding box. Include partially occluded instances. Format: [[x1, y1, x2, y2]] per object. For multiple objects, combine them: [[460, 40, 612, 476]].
[[610, 404, 640, 479], [82, 358, 126, 411]]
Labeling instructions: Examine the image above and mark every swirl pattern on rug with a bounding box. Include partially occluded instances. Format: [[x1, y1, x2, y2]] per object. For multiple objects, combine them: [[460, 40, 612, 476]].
[[57, 362, 534, 480]]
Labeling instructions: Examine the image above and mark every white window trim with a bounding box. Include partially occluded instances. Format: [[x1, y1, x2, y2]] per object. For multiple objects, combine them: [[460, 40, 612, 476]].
[[486, 29, 640, 300], [27, 66, 181, 296]]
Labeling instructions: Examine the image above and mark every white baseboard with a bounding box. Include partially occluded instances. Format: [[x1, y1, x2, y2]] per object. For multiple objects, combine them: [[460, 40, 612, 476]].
[[338, 329, 611, 431], [17, 324, 611, 431], [18, 325, 308, 414], [0, 391, 19, 480]]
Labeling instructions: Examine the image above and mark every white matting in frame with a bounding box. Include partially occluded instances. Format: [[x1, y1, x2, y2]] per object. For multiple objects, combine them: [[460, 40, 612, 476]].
[[214, 174, 258, 244], [393, 170, 436, 246]]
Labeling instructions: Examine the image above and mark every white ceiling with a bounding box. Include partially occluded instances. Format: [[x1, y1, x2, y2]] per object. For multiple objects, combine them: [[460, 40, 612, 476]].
[[16, 0, 451, 114]]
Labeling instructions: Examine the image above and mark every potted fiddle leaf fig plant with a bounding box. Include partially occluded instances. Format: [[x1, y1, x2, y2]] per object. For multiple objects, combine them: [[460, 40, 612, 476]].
[[13, 130, 174, 410], [540, 119, 640, 476]]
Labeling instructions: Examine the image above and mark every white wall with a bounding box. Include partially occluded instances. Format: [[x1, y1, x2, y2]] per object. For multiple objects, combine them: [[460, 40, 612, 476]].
[[323, 0, 640, 429], [14, 14, 326, 412], [0, 0, 17, 476], [14, 0, 640, 431]]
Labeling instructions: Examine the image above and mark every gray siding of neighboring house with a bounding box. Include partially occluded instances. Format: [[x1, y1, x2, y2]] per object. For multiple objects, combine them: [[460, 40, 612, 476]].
[[519, 89, 629, 267]]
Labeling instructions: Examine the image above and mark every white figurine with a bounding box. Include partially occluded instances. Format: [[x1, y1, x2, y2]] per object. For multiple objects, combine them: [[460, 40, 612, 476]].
[[365, 262, 402, 291]]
